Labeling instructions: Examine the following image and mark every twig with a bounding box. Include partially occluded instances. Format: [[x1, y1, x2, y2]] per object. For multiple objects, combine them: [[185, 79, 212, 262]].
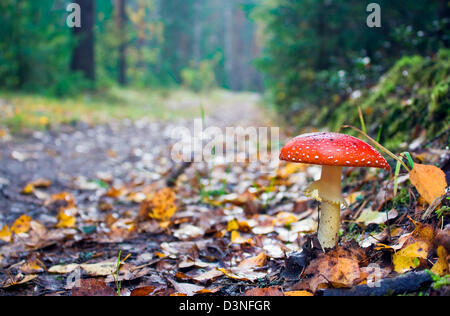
[[421, 195, 445, 220]]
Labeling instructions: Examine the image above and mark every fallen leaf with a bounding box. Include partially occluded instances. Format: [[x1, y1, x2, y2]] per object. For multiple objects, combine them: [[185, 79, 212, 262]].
[[22, 178, 52, 195], [409, 164, 447, 204], [127, 192, 147, 203], [359, 230, 388, 248], [2, 273, 38, 288], [131, 285, 163, 296], [0, 225, 12, 242], [305, 249, 362, 292], [48, 263, 80, 274], [355, 208, 398, 226], [195, 287, 221, 294], [284, 290, 313, 296], [80, 261, 116, 276], [178, 258, 211, 269], [20, 260, 45, 274], [168, 278, 204, 296], [244, 286, 283, 296], [142, 188, 177, 221], [273, 212, 298, 227], [238, 252, 266, 270], [48, 192, 76, 207], [393, 240, 429, 273], [193, 269, 224, 282], [56, 210, 76, 228], [173, 224, 205, 240], [277, 163, 307, 178], [11, 215, 32, 234], [22, 183, 35, 195], [430, 246, 449, 276], [227, 218, 239, 231], [217, 267, 266, 282], [230, 231, 252, 244], [72, 279, 116, 296]]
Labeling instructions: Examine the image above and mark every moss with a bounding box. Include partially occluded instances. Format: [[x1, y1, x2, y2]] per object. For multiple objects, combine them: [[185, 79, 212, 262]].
[[393, 187, 410, 205], [325, 49, 450, 150]]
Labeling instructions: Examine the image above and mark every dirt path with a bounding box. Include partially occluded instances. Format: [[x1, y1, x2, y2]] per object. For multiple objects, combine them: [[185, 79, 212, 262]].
[[0, 92, 267, 224], [0, 91, 289, 296]]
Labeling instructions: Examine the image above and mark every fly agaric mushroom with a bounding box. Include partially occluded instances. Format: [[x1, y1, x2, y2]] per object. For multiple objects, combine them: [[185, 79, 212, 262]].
[[279, 132, 390, 250]]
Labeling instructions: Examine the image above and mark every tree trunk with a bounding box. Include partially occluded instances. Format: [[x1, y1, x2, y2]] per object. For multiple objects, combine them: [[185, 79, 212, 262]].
[[224, 0, 234, 89], [193, 0, 202, 66], [116, 0, 127, 85], [71, 0, 96, 82]]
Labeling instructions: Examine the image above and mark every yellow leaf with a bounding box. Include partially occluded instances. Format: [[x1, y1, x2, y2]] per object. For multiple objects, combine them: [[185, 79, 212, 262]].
[[154, 251, 166, 258], [345, 192, 362, 205], [11, 215, 32, 234], [238, 252, 266, 270], [56, 210, 76, 228], [230, 231, 252, 244], [409, 164, 447, 204], [21, 260, 45, 274], [106, 186, 127, 198], [393, 241, 429, 273], [238, 220, 251, 232], [273, 212, 298, 226], [227, 219, 239, 231], [47, 192, 76, 209], [277, 163, 307, 178], [284, 290, 313, 296], [0, 225, 12, 242], [144, 188, 177, 221], [217, 268, 247, 280], [430, 246, 449, 276], [22, 183, 35, 195], [23, 179, 52, 194]]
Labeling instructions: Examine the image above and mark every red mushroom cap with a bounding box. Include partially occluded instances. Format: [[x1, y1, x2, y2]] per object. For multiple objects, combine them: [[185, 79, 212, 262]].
[[279, 132, 390, 170]]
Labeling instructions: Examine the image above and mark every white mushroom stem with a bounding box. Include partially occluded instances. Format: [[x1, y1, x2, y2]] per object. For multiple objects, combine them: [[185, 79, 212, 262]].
[[304, 165, 344, 250], [318, 198, 341, 249]]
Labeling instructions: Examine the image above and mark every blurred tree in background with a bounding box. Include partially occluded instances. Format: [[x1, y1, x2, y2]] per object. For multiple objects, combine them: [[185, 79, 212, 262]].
[[252, 0, 449, 118], [0, 0, 263, 95], [71, 0, 96, 82]]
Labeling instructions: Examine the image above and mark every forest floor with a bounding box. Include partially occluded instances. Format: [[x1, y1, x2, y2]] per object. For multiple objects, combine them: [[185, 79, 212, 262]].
[[0, 90, 449, 296]]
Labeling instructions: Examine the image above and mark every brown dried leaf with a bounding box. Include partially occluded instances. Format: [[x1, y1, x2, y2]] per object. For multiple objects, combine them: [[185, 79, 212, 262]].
[[2, 273, 38, 288], [409, 164, 447, 204], [71, 279, 116, 296], [305, 250, 362, 292], [168, 278, 204, 296], [244, 286, 283, 296]]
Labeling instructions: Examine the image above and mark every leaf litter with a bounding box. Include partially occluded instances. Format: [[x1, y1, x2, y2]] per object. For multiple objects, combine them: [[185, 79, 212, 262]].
[[0, 105, 449, 296]]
